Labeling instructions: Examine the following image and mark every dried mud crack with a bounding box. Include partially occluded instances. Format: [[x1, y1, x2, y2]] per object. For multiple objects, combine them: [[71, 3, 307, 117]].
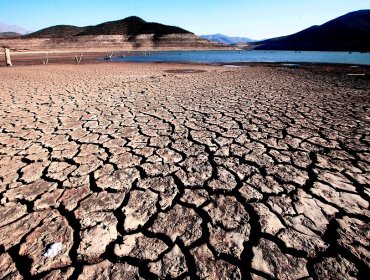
[[0, 63, 369, 279]]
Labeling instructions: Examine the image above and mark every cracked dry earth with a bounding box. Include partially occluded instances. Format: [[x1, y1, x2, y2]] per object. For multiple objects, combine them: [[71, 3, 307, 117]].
[[0, 63, 369, 280]]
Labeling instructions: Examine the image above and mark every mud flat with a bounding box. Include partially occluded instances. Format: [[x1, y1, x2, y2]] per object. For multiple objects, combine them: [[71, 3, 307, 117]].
[[0, 63, 369, 279]]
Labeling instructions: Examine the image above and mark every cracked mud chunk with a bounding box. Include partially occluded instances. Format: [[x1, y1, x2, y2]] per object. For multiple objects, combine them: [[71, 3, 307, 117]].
[[95, 166, 139, 192], [293, 189, 338, 233], [78, 260, 142, 280], [51, 142, 79, 161], [316, 154, 349, 173], [291, 151, 311, 168], [238, 184, 264, 202], [149, 245, 187, 278], [72, 155, 104, 177], [204, 195, 249, 230], [75, 192, 124, 216], [253, 203, 285, 235], [181, 188, 209, 207], [267, 195, 296, 216], [337, 216, 370, 267], [24, 144, 49, 162], [78, 144, 107, 159], [0, 211, 49, 250], [191, 244, 241, 279], [123, 189, 158, 231], [20, 161, 48, 183], [62, 175, 89, 188], [241, 142, 265, 158], [58, 184, 90, 211], [110, 151, 141, 169], [150, 204, 202, 246], [133, 146, 155, 158], [0, 253, 22, 280], [246, 174, 285, 194], [0, 202, 27, 227], [245, 151, 274, 168], [137, 176, 179, 210], [317, 171, 356, 192], [3, 180, 57, 203], [46, 162, 77, 182], [214, 145, 230, 157], [19, 211, 73, 275], [208, 222, 250, 258], [269, 164, 309, 186], [277, 228, 328, 257], [142, 161, 179, 176], [209, 167, 237, 191], [252, 238, 309, 279], [190, 130, 216, 147], [345, 170, 369, 187], [114, 233, 168, 261], [77, 212, 118, 262], [219, 159, 257, 181], [312, 182, 369, 216], [177, 154, 213, 187], [156, 147, 182, 163], [34, 189, 64, 210], [0, 156, 26, 184], [314, 255, 358, 280], [41, 267, 74, 280]]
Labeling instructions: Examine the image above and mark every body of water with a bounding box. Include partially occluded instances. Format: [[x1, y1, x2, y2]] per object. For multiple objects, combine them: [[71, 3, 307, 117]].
[[112, 50, 370, 66]]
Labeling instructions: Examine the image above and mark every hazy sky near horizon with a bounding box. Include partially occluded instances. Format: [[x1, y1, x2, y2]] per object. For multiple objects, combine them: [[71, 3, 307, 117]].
[[1, 0, 369, 39]]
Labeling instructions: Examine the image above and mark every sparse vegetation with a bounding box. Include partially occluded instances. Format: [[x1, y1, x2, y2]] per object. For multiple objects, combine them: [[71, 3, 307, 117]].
[[42, 53, 49, 64], [75, 53, 82, 64]]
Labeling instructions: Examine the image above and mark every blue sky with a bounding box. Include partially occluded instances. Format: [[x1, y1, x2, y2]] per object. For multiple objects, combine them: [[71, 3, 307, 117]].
[[1, 0, 369, 39]]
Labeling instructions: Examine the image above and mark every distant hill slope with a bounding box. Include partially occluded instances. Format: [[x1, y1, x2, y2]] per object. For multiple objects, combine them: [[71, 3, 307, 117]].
[[0, 22, 29, 34], [0, 32, 22, 38], [201, 34, 254, 45], [26, 25, 87, 38], [255, 10, 370, 51]]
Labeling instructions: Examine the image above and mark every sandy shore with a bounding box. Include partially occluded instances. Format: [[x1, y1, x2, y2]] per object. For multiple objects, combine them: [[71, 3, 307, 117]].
[[2, 51, 117, 66], [0, 63, 369, 279]]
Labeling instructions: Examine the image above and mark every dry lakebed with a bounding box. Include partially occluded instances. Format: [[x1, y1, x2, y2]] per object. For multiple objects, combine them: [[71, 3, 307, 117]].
[[0, 62, 369, 279]]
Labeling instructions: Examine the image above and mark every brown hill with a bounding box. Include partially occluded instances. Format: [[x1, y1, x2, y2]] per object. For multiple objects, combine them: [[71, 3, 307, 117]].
[[1, 17, 225, 51], [26, 25, 87, 38], [77, 16, 191, 39], [24, 17, 191, 39]]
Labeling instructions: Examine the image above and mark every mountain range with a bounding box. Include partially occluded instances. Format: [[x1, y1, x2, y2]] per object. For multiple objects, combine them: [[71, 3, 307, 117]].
[[1, 10, 369, 52], [0, 22, 29, 34], [200, 34, 255, 45], [0, 32, 22, 38], [0, 17, 220, 51]]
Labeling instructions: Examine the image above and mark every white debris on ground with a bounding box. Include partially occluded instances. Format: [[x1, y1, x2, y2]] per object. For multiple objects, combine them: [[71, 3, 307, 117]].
[[43, 243, 63, 258]]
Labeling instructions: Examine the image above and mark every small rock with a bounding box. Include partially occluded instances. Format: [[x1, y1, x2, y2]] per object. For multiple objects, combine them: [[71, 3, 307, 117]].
[[114, 233, 167, 261], [44, 243, 63, 258], [251, 238, 308, 279]]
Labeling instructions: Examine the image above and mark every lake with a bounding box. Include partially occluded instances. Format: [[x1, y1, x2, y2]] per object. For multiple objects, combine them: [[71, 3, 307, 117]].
[[112, 50, 370, 66]]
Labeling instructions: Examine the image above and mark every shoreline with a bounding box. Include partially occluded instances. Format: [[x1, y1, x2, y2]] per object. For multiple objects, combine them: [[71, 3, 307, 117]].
[[1, 58, 369, 76], [2, 49, 370, 68]]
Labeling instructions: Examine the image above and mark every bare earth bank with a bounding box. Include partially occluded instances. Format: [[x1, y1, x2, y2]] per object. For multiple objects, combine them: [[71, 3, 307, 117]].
[[0, 63, 369, 279]]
